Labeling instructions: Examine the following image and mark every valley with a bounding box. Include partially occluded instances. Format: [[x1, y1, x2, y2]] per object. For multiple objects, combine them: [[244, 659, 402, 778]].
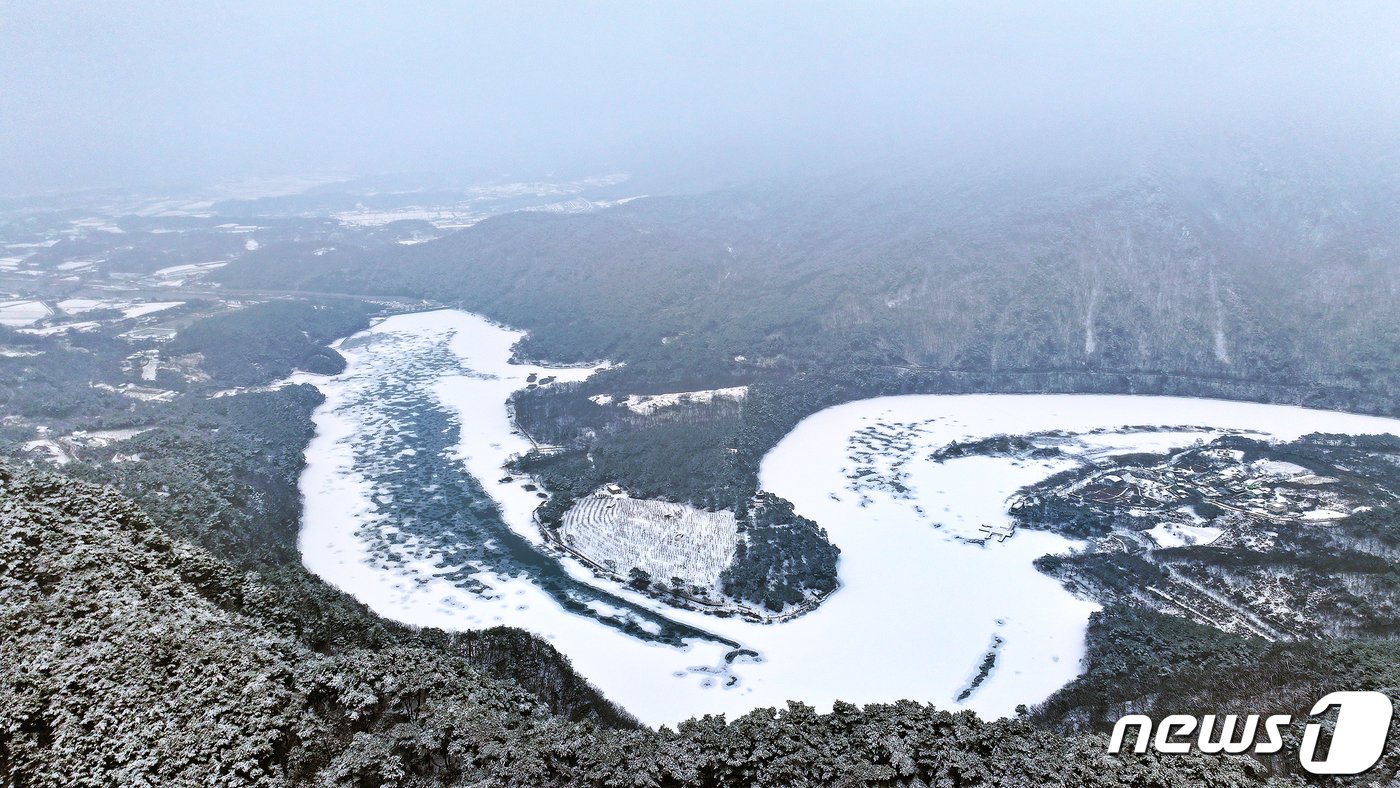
[[288, 314, 1400, 726], [4, 169, 1400, 783]]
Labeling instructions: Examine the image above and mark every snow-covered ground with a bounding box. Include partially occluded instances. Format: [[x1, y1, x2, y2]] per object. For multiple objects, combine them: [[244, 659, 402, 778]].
[[16, 321, 101, 336], [331, 176, 636, 228], [55, 298, 185, 319], [590, 385, 748, 415], [57, 298, 108, 314], [22, 439, 70, 464], [1146, 522, 1223, 548], [90, 382, 177, 402], [0, 299, 52, 326], [120, 301, 184, 319], [22, 427, 150, 465], [151, 262, 226, 279], [70, 217, 125, 234], [522, 195, 648, 215], [1252, 459, 1312, 478], [296, 310, 1400, 727], [560, 496, 738, 590], [333, 207, 489, 228], [207, 383, 286, 399], [130, 350, 160, 381]]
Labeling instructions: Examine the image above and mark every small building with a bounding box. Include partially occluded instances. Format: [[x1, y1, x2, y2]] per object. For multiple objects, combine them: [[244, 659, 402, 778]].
[[977, 522, 1016, 542]]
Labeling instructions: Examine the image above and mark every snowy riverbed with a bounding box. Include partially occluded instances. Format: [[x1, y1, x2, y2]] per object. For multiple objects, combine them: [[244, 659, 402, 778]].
[[297, 309, 1400, 726]]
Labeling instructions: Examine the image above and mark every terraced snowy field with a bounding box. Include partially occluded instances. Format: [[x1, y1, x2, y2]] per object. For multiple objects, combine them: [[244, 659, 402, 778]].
[[561, 495, 738, 590]]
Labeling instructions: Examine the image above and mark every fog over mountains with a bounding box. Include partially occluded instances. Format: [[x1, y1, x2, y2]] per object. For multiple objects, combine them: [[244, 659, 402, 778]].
[[3, 2, 1398, 192], [219, 147, 1400, 417]]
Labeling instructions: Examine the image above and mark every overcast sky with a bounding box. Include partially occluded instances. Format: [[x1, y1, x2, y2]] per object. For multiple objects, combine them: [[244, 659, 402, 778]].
[[2, 1, 1398, 192]]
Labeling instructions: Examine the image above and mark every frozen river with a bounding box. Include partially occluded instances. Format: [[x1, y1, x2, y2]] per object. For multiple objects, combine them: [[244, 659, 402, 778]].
[[297, 309, 1400, 726]]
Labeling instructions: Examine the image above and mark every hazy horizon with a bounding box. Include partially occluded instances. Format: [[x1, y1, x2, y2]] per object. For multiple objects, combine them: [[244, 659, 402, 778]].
[[3, 2, 1399, 193]]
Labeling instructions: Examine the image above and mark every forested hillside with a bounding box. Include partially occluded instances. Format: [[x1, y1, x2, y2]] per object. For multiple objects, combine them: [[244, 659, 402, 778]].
[[0, 463, 627, 785], [215, 154, 1400, 416], [166, 299, 373, 388], [1030, 606, 1400, 781], [2, 464, 1290, 786]]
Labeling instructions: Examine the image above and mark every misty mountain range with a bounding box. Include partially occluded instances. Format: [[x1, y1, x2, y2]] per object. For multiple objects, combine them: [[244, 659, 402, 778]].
[[218, 150, 1400, 416]]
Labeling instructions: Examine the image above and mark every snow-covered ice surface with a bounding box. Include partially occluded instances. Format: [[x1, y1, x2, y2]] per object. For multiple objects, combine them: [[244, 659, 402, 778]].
[[758, 394, 1400, 717], [297, 310, 1400, 727]]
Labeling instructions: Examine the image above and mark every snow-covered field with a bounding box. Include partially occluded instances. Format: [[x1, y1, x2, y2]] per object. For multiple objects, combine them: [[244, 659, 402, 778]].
[[55, 298, 185, 319], [16, 322, 101, 336], [120, 301, 184, 319], [561, 495, 738, 589], [90, 383, 177, 402], [333, 207, 488, 228], [296, 309, 1400, 727], [590, 385, 748, 415], [523, 195, 648, 215], [151, 262, 226, 279], [1147, 522, 1223, 548], [57, 298, 108, 314], [0, 299, 52, 326]]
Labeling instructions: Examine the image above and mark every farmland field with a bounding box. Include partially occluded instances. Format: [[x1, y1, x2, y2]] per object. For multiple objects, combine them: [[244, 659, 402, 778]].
[[561, 495, 738, 590]]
